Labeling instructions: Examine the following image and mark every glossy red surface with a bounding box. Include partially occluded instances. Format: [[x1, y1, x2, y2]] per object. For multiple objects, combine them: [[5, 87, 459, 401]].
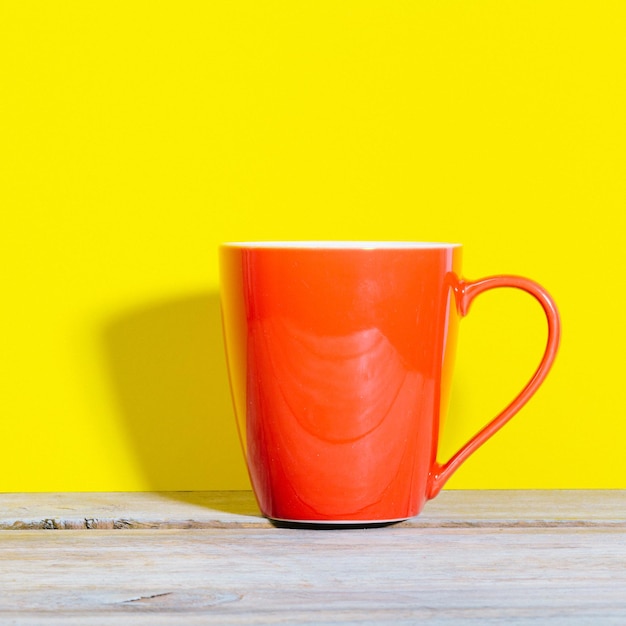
[[220, 244, 560, 523]]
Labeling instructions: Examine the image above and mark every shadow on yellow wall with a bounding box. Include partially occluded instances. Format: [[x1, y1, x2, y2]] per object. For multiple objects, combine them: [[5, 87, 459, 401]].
[[101, 292, 249, 490]]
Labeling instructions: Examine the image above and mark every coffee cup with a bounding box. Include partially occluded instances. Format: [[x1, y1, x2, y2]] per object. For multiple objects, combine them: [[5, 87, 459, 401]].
[[220, 242, 560, 524]]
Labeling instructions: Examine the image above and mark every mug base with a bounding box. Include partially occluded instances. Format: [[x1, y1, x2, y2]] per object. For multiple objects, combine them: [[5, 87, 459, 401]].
[[269, 516, 409, 529]]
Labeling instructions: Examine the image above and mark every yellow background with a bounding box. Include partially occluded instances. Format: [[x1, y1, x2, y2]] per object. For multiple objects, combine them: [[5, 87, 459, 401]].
[[2, 1, 624, 491]]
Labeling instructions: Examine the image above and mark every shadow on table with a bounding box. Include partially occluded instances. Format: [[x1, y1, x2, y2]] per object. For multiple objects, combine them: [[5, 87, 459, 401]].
[[156, 490, 263, 520], [101, 291, 251, 512]]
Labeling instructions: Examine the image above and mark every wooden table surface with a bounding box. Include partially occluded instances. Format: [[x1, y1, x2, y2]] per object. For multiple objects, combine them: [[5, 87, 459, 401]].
[[1, 490, 625, 624]]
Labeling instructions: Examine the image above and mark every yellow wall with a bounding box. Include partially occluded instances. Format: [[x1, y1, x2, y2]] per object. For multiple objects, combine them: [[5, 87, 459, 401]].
[[2, 1, 624, 491]]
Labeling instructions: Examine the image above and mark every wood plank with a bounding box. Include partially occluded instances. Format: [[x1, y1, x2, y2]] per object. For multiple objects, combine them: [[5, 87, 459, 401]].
[[1, 525, 626, 624], [1, 491, 625, 624], [0, 491, 263, 530], [1, 490, 625, 529]]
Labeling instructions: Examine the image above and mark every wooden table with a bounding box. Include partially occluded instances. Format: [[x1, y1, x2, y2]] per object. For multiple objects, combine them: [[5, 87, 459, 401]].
[[1, 490, 625, 624]]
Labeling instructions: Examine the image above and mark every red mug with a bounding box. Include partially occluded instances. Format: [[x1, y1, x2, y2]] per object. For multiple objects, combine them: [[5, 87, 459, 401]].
[[220, 242, 560, 524]]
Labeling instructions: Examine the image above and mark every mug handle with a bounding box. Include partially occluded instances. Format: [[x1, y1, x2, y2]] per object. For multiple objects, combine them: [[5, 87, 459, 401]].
[[427, 275, 561, 499]]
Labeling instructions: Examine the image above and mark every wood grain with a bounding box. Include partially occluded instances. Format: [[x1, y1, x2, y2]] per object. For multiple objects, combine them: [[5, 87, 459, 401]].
[[1, 491, 625, 624], [1, 490, 625, 529]]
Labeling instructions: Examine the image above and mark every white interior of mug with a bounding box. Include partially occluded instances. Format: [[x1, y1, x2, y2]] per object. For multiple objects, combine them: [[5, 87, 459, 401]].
[[222, 241, 461, 249]]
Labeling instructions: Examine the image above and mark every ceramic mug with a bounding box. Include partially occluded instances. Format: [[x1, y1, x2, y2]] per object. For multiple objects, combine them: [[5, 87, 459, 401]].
[[219, 242, 560, 524]]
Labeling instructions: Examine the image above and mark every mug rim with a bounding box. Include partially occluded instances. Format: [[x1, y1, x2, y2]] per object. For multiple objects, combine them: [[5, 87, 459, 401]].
[[221, 241, 461, 249]]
